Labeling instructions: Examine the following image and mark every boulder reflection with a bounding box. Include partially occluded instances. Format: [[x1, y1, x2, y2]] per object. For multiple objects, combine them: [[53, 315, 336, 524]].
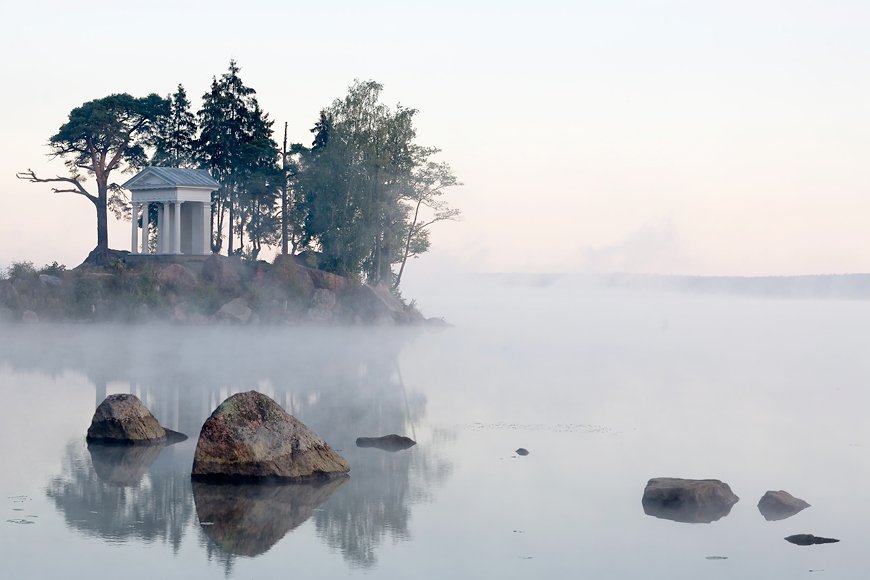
[[46, 439, 194, 551], [642, 500, 737, 524], [88, 441, 164, 486], [192, 478, 346, 557]]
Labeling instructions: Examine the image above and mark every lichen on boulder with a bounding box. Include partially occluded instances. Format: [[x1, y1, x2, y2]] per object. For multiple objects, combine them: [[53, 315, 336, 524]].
[[191, 391, 350, 481]]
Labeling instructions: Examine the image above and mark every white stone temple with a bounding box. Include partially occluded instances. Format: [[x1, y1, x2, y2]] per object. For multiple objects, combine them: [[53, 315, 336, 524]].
[[122, 167, 220, 256]]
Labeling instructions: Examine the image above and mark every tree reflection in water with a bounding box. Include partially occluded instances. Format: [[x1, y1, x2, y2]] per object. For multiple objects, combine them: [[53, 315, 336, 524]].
[[46, 439, 194, 553]]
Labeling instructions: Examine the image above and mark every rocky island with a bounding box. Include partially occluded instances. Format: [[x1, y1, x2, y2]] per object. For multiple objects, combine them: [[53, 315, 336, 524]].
[[0, 251, 431, 326]]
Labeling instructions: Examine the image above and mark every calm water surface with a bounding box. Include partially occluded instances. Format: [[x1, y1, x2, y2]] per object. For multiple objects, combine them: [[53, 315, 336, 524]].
[[2, 278, 869, 579]]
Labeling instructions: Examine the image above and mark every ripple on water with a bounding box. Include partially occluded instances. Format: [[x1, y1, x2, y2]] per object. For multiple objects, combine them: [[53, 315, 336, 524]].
[[462, 422, 617, 435]]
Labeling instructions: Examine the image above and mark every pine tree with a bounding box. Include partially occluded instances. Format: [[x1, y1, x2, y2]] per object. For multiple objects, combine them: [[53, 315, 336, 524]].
[[152, 84, 197, 167]]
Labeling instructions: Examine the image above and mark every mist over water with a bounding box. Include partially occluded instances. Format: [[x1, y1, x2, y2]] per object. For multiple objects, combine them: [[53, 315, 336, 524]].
[[2, 275, 870, 578]]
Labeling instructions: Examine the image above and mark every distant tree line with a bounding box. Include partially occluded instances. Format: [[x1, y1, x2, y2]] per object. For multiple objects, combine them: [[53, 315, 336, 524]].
[[18, 61, 460, 289]]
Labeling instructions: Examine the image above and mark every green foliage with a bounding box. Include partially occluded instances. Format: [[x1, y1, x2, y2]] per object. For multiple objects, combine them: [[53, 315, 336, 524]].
[[198, 61, 280, 256], [51, 93, 169, 174], [70, 275, 102, 317], [152, 84, 198, 167], [38, 261, 67, 277], [295, 80, 460, 287], [7, 261, 37, 279], [21, 92, 172, 254]]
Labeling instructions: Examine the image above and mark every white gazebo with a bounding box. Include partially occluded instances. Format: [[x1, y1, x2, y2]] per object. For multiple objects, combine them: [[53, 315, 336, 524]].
[[122, 167, 219, 256]]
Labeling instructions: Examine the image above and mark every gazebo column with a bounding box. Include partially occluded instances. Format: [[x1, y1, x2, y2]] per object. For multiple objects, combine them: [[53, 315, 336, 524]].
[[156, 203, 165, 254], [163, 202, 171, 254], [201, 202, 211, 255], [173, 201, 182, 254], [140, 202, 149, 254], [130, 203, 139, 254]]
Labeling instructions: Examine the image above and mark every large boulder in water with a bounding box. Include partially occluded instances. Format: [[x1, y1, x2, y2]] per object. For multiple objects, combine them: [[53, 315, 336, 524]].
[[642, 477, 739, 523], [758, 490, 810, 521], [87, 394, 172, 444], [191, 391, 350, 481]]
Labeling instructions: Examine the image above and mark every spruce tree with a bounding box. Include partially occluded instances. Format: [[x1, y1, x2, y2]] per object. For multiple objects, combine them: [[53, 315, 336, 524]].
[[198, 61, 279, 255], [152, 84, 198, 167]]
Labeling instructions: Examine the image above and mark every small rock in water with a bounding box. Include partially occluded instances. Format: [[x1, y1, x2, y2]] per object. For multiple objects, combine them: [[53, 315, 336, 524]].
[[642, 477, 739, 524], [87, 394, 184, 444], [515, 448, 530, 456], [758, 490, 810, 521], [785, 534, 840, 546], [355, 434, 416, 452], [705, 556, 728, 560]]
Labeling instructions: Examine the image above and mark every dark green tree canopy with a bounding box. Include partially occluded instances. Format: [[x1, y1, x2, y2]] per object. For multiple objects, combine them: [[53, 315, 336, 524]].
[[152, 84, 197, 168], [197, 61, 279, 255], [51, 93, 168, 177]]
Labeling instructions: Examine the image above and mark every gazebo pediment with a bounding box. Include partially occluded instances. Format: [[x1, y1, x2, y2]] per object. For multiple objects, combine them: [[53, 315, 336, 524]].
[[122, 167, 220, 191]]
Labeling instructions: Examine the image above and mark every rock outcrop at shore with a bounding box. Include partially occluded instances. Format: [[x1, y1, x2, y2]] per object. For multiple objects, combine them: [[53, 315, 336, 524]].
[[86, 394, 184, 444], [191, 391, 350, 481], [758, 490, 810, 521], [642, 477, 739, 523]]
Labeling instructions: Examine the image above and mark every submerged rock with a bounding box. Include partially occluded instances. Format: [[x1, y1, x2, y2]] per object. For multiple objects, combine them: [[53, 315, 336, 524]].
[[192, 391, 350, 481], [642, 477, 739, 523], [785, 534, 840, 546], [192, 478, 346, 556], [758, 490, 810, 521], [355, 434, 417, 452], [86, 394, 184, 444]]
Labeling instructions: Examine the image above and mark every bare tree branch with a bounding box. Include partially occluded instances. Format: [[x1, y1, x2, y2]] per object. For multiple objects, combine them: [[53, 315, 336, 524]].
[[16, 169, 98, 205]]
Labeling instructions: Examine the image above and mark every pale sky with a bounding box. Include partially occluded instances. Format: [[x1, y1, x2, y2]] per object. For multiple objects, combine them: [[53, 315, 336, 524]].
[[2, 0, 869, 276]]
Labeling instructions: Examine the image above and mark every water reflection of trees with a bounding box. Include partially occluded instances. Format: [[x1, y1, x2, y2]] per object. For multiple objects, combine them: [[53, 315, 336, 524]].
[[46, 439, 194, 552], [24, 324, 453, 569]]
